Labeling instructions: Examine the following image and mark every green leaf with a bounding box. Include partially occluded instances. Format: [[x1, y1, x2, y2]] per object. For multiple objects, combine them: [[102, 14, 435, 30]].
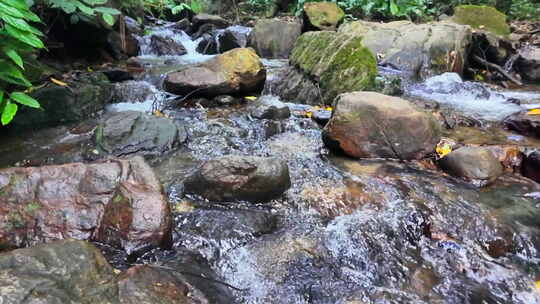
[[1, 15, 43, 36], [73, 0, 95, 15], [80, 0, 107, 6], [0, 0, 28, 10], [70, 14, 80, 24], [0, 1, 25, 18], [10, 92, 40, 108], [0, 91, 4, 103], [0, 60, 32, 87], [102, 13, 115, 26], [3, 47, 24, 69], [389, 0, 399, 15], [1, 100, 17, 125], [93, 6, 121, 15], [5, 24, 44, 48]]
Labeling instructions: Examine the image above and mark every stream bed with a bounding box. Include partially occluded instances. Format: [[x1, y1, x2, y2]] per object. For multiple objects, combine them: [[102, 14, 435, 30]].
[[2, 22, 540, 304]]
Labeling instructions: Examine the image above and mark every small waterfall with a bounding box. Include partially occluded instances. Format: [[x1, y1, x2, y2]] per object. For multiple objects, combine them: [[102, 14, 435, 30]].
[[135, 22, 214, 64], [107, 80, 175, 113]]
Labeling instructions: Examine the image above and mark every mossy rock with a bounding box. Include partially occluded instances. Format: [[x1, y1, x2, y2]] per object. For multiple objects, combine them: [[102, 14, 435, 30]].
[[303, 2, 345, 31], [452, 5, 510, 36], [290, 31, 377, 104]]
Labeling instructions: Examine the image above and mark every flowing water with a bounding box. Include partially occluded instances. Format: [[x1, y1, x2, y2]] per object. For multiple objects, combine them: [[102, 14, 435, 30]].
[[2, 23, 540, 303]]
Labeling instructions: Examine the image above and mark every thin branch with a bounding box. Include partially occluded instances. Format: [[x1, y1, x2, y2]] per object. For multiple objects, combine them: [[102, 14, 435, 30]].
[[473, 55, 523, 86]]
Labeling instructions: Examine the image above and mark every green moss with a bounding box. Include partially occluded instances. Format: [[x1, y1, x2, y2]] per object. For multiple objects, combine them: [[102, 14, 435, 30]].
[[304, 2, 345, 30], [453, 5, 510, 36], [25, 201, 41, 214], [290, 31, 377, 104]]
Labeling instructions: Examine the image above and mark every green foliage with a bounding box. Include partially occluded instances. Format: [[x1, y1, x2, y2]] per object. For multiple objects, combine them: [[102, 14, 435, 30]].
[[144, 0, 203, 18], [0, 0, 43, 125], [42, 0, 122, 26]]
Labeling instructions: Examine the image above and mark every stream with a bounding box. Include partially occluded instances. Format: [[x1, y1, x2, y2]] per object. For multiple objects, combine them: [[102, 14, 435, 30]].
[[2, 21, 540, 303]]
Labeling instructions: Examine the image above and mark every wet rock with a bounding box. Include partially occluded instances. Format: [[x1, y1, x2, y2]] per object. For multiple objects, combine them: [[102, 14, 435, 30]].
[[184, 155, 291, 203], [250, 95, 291, 120], [213, 95, 238, 106], [118, 265, 216, 303], [439, 147, 504, 186], [323, 92, 441, 160], [164, 48, 266, 97], [452, 5, 510, 36], [522, 151, 540, 183], [218, 26, 252, 53], [280, 30, 377, 104], [96, 168, 172, 255], [192, 14, 230, 30], [248, 18, 302, 59], [266, 66, 321, 105], [504, 111, 540, 138], [173, 18, 192, 34], [0, 239, 118, 303], [0, 157, 172, 252], [11, 72, 113, 130], [107, 31, 140, 59], [103, 69, 134, 82], [312, 109, 332, 125], [195, 33, 218, 54], [517, 47, 540, 81], [339, 21, 471, 79], [149, 35, 187, 56], [303, 2, 345, 31], [96, 111, 187, 157]]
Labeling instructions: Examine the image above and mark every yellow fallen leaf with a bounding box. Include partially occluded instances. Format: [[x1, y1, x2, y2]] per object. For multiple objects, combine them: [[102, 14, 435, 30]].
[[306, 112, 313, 118], [153, 110, 165, 117], [536, 281, 540, 291], [244, 96, 257, 101], [87, 67, 94, 72], [325, 106, 333, 111], [50, 77, 68, 87], [312, 106, 321, 110], [436, 142, 452, 158], [113, 269, 121, 274], [528, 109, 540, 115]]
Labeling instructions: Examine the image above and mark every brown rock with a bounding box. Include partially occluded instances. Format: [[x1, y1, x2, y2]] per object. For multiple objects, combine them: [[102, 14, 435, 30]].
[[164, 48, 266, 97], [323, 92, 441, 160], [439, 147, 504, 186], [0, 157, 171, 253]]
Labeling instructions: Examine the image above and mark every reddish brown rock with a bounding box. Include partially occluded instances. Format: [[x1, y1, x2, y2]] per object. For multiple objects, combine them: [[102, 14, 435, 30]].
[[0, 157, 171, 253]]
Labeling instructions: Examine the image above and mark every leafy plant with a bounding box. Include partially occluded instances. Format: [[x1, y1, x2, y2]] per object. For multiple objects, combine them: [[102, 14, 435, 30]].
[[0, 0, 44, 125], [42, 0, 122, 26], [144, 0, 203, 18]]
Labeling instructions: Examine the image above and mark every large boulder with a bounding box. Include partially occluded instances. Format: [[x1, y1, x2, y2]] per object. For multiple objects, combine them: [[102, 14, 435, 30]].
[[323, 92, 441, 160], [517, 47, 540, 82], [0, 157, 171, 253], [218, 26, 252, 52], [184, 155, 291, 203], [439, 147, 504, 186], [11, 72, 113, 130], [0, 240, 118, 303], [338, 21, 472, 79], [303, 2, 345, 31], [248, 18, 302, 59], [95, 111, 187, 157], [452, 5, 510, 36], [164, 48, 266, 97], [283, 31, 377, 104]]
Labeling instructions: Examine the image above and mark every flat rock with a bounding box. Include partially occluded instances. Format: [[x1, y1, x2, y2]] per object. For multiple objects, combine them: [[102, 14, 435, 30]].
[[439, 146, 504, 186]]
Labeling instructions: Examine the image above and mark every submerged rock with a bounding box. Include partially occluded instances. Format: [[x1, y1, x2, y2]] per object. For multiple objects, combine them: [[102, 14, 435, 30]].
[[303, 2, 345, 31], [323, 92, 441, 160], [0, 157, 171, 253], [439, 147, 504, 186], [164, 48, 266, 97], [184, 155, 291, 203], [250, 95, 291, 120], [248, 18, 302, 59], [452, 5, 510, 36], [96, 111, 187, 157]]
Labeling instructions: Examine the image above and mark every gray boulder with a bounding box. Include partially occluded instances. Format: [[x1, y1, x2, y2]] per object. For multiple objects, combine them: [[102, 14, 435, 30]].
[[248, 18, 302, 59]]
